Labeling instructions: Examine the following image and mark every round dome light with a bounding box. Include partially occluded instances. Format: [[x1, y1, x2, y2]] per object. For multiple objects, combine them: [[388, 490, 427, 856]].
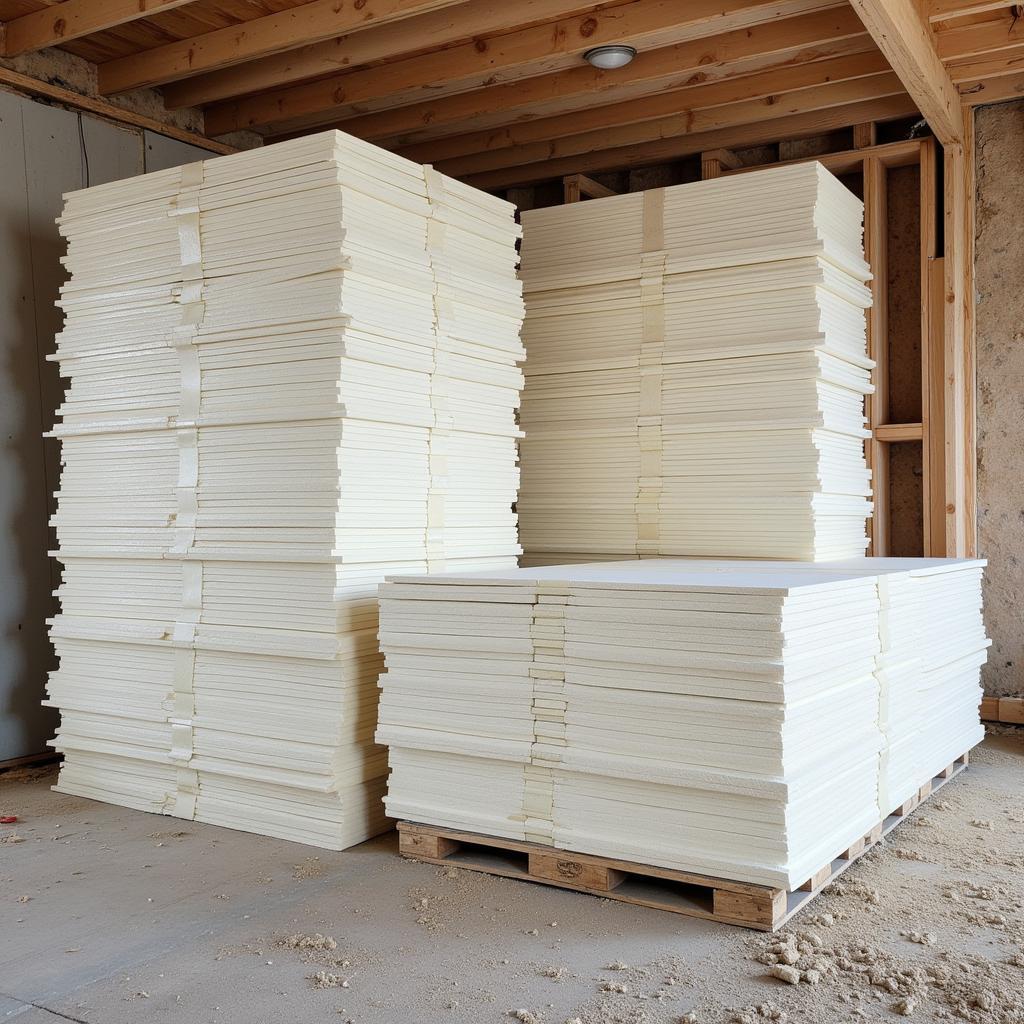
[[583, 45, 637, 70]]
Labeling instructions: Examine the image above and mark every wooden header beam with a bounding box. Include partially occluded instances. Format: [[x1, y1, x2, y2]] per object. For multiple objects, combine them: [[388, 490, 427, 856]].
[[848, 0, 963, 145], [1, 0, 198, 56]]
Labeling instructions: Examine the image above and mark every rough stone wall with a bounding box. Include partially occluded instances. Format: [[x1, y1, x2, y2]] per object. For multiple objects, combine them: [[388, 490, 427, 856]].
[[975, 99, 1024, 697]]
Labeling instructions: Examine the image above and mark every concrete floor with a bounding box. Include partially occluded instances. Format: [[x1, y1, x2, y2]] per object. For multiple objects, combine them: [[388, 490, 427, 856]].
[[2, 732, 1022, 1024]]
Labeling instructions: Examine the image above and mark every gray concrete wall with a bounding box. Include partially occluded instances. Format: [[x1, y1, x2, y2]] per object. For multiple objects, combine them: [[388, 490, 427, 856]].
[[0, 91, 210, 761], [975, 99, 1024, 699]]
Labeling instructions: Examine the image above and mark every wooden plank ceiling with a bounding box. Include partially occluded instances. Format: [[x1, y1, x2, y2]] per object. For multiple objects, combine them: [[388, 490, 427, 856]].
[[1, 0, 1020, 187]]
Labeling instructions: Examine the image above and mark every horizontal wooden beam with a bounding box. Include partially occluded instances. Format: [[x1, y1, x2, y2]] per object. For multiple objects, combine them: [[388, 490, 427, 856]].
[[459, 92, 918, 188], [431, 67, 901, 177], [874, 422, 924, 441], [399, 51, 890, 166], [849, 0, 962, 145], [0, 66, 235, 154], [925, 0, 1016, 21], [722, 136, 923, 175], [97, 0, 470, 95], [1, 0, 198, 56], [936, 10, 1024, 60], [203, 0, 841, 136], [162, 0, 596, 109], [957, 67, 1024, 104], [324, 6, 870, 147], [948, 43, 1024, 83]]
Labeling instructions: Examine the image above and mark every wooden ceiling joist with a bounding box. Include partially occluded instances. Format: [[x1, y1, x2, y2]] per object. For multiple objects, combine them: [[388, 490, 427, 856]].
[[396, 51, 893, 167], [937, 11, 1024, 61], [318, 6, 871, 147], [948, 44, 1024, 82], [848, 0, 963, 144], [924, 0, 1017, 21], [1, 0, 199, 56], [429, 69, 905, 178], [2, 0, 1018, 195], [459, 92, 919, 188], [201, 0, 841, 136], [161, 0, 600, 109], [957, 66, 1024, 103], [96, 0, 472, 95]]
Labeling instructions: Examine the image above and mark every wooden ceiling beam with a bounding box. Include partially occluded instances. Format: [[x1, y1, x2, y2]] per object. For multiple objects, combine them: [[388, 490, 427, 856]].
[[96, 0, 472, 95], [435, 70, 905, 177], [162, 0, 598, 109], [323, 6, 870, 146], [397, 51, 892, 166], [936, 11, 1024, 61], [848, 0, 962, 145], [948, 43, 1024, 82], [1, 0, 199, 56], [459, 92, 918, 188], [202, 0, 841, 136], [957, 66, 1024, 102], [924, 0, 1016, 21]]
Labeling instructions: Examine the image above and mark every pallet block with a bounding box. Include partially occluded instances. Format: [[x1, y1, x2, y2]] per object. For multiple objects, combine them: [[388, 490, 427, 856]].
[[397, 751, 972, 931], [981, 696, 1024, 724]]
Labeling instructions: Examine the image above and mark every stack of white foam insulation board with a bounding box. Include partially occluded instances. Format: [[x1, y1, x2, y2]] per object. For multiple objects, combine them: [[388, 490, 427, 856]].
[[517, 162, 874, 563], [44, 130, 524, 848], [376, 558, 987, 889]]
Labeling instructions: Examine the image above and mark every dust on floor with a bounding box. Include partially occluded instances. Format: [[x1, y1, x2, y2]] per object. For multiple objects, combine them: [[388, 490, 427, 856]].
[[1, 730, 1021, 1024]]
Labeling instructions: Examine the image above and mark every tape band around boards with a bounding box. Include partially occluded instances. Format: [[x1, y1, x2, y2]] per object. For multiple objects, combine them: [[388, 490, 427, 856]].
[[638, 189, 667, 557], [166, 160, 209, 818], [522, 581, 569, 845]]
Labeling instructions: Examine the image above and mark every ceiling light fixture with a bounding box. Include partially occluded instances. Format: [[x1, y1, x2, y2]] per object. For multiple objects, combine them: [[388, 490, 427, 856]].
[[583, 44, 637, 70]]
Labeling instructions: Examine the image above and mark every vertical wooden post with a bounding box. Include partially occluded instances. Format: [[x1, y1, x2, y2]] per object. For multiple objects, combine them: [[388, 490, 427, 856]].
[[853, 122, 877, 148], [942, 111, 976, 557], [863, 155, 889, 556], [562, 174, 617, 204], [920, 138, 945, 555], [701, 148, 742, 179]]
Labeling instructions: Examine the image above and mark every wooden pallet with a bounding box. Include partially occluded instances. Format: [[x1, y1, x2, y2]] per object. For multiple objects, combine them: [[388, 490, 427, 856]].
[[397, 751, 970, 931], [981, 695, 1024, 725]]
